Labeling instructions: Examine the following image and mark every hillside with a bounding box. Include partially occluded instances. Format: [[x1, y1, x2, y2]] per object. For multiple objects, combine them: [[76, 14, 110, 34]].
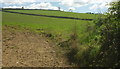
[[2, 10, 95, 41], [2, 1, 120, 67], [2, 10, 97, 67], [3, 9, 98, 19]]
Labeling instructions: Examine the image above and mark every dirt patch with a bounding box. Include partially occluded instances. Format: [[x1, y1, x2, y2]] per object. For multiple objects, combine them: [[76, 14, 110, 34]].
[[2, 25, 72, 67]]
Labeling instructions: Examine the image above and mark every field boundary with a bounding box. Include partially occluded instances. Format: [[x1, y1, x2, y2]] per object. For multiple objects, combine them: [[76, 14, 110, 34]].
[[2, 10, 93, 21]]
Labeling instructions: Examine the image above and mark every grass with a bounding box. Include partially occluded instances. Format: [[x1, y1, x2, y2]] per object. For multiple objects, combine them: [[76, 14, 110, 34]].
[[2, 11, 95, 41], [6, 10, 98, 19]]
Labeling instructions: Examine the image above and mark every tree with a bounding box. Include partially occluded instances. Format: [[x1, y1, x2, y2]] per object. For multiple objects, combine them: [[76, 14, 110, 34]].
[[93, 1, 120, 67], [22, 7, 24, 9], [58, 7, 60, 11]]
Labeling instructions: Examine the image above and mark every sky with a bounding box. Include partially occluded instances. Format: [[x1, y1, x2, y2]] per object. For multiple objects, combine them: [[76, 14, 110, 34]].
[[0, 0, 118, 13]]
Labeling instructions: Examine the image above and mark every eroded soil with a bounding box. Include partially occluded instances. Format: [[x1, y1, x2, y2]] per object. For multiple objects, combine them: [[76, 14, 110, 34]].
[[2, 25, 72, 67]]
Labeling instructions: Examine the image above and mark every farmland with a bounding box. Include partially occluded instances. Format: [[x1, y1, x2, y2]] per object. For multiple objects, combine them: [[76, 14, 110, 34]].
[[2, 10, 96, 41], [2, 1, 120, 67], [2, 9, 97, 67], [5, 10, 98, 19]]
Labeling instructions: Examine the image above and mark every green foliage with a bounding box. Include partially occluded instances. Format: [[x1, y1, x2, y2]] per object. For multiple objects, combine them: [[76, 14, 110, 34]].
[[91, 1, 120, 67], [66, 1, 120, 67]]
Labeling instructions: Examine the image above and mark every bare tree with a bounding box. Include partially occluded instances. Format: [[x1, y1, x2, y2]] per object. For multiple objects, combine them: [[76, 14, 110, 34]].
[[58, 7, 60, 11]]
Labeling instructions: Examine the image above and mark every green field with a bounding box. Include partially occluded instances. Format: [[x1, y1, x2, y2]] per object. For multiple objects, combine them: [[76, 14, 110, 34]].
[[2, 10, 96, 41], [6, 10, 98, 19], [2, 9, 100, 67], [2, 1, 119, 67]]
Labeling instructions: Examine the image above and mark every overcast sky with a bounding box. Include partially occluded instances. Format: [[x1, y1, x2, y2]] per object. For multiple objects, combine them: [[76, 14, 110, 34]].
[[0, 0, 118, 13]]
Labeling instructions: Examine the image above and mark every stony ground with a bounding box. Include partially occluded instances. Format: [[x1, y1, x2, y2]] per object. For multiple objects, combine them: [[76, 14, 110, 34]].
[[2, 25, 72, 67]]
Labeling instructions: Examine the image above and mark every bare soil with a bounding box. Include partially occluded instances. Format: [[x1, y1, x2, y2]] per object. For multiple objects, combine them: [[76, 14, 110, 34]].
[[2, 25, 72, 67]]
